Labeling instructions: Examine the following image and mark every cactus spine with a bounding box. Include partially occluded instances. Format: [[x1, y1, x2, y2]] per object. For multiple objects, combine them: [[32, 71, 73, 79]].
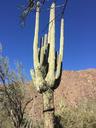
[[30, 2, 64, 128]]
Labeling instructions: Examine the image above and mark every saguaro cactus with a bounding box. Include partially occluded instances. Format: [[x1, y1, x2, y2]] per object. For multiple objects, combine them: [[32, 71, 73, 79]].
[[30, 2, 64, 128]]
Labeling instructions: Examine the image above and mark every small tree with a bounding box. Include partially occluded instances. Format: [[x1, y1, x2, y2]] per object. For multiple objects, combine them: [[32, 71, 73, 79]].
[[0, 52, 33, 128], [30, 2, 64, 128]]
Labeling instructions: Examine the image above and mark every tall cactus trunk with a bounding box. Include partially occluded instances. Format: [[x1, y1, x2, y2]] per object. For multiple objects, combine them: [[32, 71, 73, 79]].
[[43, 90, 54, 128], [30, 2, 64, 128]]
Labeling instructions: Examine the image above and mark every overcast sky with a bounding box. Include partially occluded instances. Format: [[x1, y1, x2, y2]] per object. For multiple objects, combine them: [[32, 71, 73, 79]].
[[0, 0, 96, 79]]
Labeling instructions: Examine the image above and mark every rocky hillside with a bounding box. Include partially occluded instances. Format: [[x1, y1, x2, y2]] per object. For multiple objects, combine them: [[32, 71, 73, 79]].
[[25, 69, 96, 122]]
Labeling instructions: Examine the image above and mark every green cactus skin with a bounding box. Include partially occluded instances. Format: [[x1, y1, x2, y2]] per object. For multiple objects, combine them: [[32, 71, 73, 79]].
[[30, 2, 64, 128]]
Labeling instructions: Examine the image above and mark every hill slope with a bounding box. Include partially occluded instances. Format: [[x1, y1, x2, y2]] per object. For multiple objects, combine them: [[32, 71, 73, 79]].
[[25, 69, 96, 122]]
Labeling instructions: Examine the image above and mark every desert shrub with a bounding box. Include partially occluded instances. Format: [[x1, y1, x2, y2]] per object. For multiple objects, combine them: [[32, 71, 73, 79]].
[[56, 99, 96, 128], [0, 54, 33, 128]]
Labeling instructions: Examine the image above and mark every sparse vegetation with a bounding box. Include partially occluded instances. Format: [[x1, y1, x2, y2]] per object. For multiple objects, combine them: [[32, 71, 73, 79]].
[[56, 99, 96, 128], [0, 52, 33, 128]]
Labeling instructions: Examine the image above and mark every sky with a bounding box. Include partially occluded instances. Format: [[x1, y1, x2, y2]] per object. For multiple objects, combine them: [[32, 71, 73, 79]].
[[0, 0, 96, 79]]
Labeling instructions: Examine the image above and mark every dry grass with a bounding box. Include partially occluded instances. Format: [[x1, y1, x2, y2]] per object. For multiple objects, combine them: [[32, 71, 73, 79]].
[[56, 99, 96, 128]]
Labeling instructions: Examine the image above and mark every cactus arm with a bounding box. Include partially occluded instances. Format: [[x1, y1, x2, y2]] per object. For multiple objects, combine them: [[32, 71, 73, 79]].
[[45, 3, 55, 85], [30, 69, 35, 85], [31, 3, 48, 93], [33, 4, 40, 69], [40, 47, 44, 65], [55, 18, 64, 79], [55, 54, 62, 79], [60, 18, 64, 61], [40, 37, 44, 65], [48, 2, 55, 75], [44, 34, 48, 52], [43, 34, 48, 64], [40, 35, 48, 66]]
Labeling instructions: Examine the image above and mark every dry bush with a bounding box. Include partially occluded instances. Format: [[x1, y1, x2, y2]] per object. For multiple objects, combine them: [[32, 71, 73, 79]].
[[56, 99, 96, 128], [0, 55, 34, 128]]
